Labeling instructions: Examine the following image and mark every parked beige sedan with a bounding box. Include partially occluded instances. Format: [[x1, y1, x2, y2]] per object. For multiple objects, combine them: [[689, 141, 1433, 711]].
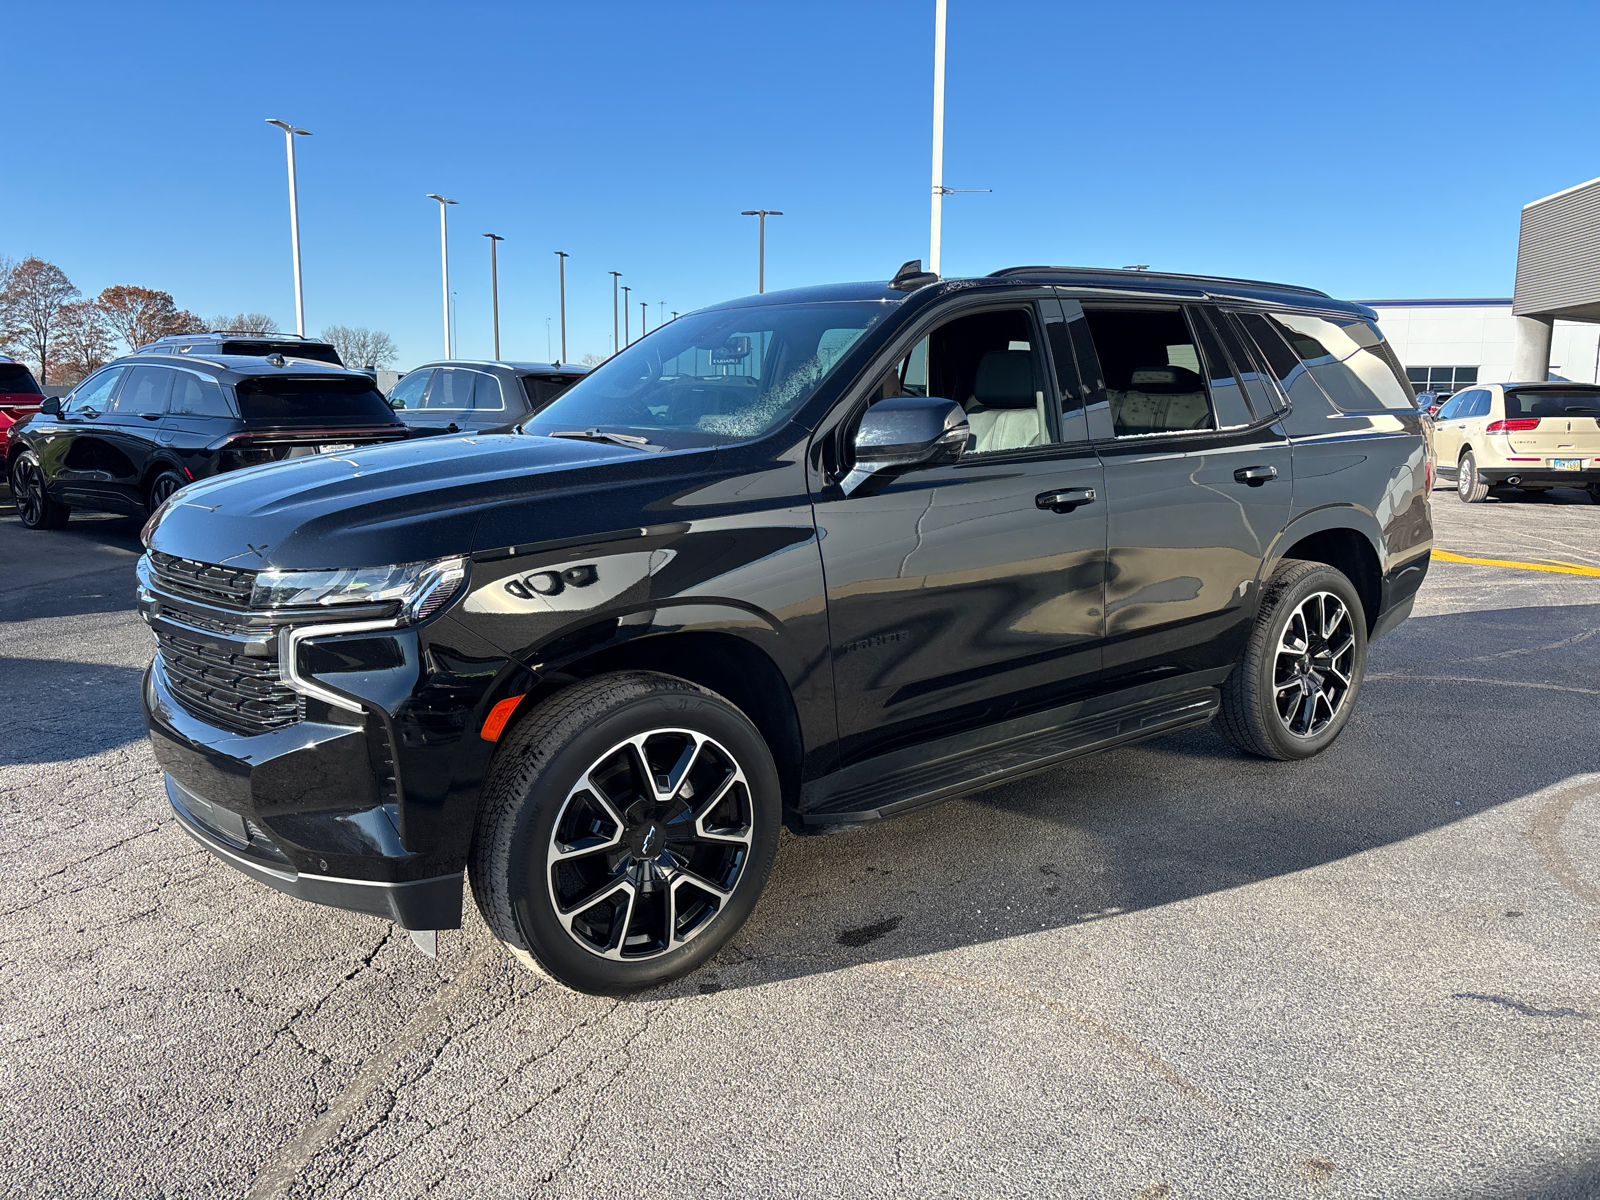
[[1433, 382, 1600, 502]]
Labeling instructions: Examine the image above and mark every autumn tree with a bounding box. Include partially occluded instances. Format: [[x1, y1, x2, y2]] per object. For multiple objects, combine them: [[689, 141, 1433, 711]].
[[0, 257, 79, 385], [50, 301, 117, 383], [97, 285, 202, 352], [320, 325, 398, 368], [211, 312, 279, 334]]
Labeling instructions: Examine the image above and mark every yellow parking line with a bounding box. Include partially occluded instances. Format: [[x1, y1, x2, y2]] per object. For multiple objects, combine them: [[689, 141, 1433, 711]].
[[1431, 548, 1600, 577]]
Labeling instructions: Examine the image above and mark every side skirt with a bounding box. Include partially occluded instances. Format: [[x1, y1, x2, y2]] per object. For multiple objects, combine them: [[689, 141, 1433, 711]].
[[800, 682, 1224, 826]]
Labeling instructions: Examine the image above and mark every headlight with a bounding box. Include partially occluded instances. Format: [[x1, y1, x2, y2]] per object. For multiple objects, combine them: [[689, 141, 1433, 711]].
[[251, 555, 468, 622]]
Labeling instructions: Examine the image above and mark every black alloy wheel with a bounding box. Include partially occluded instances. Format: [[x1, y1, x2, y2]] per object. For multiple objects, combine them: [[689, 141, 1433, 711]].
[[470, 671, 781, 994], [146, 470, 185, 512], [1216, 559, 1369, 761], [9, 454, 70, 530]]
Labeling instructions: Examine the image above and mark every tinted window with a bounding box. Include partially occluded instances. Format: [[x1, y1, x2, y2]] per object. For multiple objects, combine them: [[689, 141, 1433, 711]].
[[1465, 390, 1493, 419], [170, 372, 233, 417], [526, 301, 885, 449], [220, 340, 343, 365], [1266, 312, 1414, 411], [1081, 307, 1214, 436], [470, 372, 505, 411], [1189, 309, 1254, 428], [233, 376, 396, 424], [1434, 393, 1467, 421], [67, 368, 124, 414], [0, 363, 41, 394], [423, 368, 477, 409], [1504, 388, 1600, 417], [386, 369, 431, 410], [108, 366, 171, 416], [520, 373, 580, 408], [1212, 311, 1283, 416]]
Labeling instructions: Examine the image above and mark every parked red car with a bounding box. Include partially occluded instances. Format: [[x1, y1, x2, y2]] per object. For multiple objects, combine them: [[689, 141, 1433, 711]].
[[0, 357, 44, 435]]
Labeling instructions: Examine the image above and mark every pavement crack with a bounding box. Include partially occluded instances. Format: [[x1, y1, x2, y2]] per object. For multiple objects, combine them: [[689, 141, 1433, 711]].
[[1526, 773, 1600, 909], [1452, 992, 1592, 1019]]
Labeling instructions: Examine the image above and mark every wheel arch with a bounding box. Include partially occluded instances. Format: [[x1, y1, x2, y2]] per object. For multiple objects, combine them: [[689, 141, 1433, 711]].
[[499, 625, 808, 819], [138, 457, 189, 507], [1267, 513, 1383, 633]]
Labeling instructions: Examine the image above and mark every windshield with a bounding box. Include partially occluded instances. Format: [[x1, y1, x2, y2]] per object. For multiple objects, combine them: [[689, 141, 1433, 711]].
[[1505, 388, 1600, 417], [522, 301, 887, 448], [234, 375, 396, 424]]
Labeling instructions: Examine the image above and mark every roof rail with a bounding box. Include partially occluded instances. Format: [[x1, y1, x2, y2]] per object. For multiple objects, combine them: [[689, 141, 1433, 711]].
[[987, 265, 1330, 299]]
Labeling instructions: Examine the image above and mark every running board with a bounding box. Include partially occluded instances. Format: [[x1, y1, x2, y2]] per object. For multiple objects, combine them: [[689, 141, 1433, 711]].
[[801, 687, 1221, 826]]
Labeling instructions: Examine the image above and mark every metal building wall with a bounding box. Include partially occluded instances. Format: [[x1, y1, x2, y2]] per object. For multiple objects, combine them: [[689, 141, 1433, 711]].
[[1514, 176, 1600, 321]]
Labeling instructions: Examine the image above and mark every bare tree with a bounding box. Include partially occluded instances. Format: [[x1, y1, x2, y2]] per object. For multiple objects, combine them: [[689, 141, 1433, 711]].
[[210, 312, 279, 334], [320, 325, 399, 369], [0, 257, 79, 384], [579, 352, 608, 367], [97, 285, 202, 352], [50, 300, 117, 384]]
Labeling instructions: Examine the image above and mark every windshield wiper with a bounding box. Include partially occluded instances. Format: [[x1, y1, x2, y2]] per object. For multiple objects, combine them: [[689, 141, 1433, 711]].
[[546, 428, 664, 452], [1563, 406, 1600, 415]]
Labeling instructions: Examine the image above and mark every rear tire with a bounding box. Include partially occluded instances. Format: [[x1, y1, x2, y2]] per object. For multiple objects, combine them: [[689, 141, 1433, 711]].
[[469, 671, 781, 995], [145, 469, 185, 513], [1216, 559, 1368, 761], [1457, 451, 1490, 503], [1588, 483, 1600, 504], [8, 453, 70, 530]]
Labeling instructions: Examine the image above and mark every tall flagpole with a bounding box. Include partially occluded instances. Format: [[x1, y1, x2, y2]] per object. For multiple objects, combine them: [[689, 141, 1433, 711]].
[[929, 0, 947, 276]]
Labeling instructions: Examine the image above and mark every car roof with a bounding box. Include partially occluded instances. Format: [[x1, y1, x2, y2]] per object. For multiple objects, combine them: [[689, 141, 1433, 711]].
[[405, 359, 588, 375], [700, 267, 1367, 319], [143, 332, 336, 346], [107, 352, 376, 383], [1496, 381, 1600, 390]]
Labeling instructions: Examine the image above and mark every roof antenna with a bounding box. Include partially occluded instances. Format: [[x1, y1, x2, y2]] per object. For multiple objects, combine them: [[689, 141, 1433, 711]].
[[889, 259, 940, 291]]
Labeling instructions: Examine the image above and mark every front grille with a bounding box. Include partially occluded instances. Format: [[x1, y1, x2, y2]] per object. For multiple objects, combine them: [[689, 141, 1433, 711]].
[[156, 630, 303, 735], [150, 551, 257, 607]]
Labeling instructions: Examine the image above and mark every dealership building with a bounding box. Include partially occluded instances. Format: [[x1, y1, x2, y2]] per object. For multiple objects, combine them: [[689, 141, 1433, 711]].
[[1361, 175, 1600, 397]]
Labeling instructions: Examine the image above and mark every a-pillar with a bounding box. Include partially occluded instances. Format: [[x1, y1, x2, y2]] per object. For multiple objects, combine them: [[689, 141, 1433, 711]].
[[1511, 314, 1554, 383]]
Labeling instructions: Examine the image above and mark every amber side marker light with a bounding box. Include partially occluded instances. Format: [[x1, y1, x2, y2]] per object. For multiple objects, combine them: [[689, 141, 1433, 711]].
[[480, 695, 526, 742]]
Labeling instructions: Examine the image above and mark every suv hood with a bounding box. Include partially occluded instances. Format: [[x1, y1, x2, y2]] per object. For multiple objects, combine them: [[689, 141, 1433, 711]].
[[146, 431, 682, 571]]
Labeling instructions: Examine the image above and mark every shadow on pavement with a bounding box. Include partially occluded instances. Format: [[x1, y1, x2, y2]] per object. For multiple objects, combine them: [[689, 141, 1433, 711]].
[[0, 656, 149, 765], [0, 513, 145, 622], [701, 602, 1600, 992]]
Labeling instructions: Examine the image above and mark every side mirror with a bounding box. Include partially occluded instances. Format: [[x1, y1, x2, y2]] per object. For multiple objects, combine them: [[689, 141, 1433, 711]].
[[842, 394, 968, 495], [40, 396, 62, 416], [388, 397, 405, 410]]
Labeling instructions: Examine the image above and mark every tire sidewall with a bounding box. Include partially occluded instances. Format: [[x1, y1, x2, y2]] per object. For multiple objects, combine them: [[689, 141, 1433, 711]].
[[1251, 566, 1368, 760], [11, 454, 46, 529], [1458, 452, 1475, 500], [501, 685, 780, 994]]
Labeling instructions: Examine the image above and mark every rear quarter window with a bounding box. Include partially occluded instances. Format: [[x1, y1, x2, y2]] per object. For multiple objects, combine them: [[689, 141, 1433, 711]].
[[1267, 312, 1415, 412], [0, 363, 42, 394], [234, 375, 396, 424], [521, 373, 582, 407]]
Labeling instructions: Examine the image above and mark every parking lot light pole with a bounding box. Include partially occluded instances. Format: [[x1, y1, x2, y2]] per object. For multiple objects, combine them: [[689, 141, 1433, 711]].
[[621, 285, 631, 346], [640, 301, 648, 339], [929, 0, 946, 276], [609, 271, 622, 355], [426, 195, 458, 357], [554, 251, 569, 362], [740, 209, 783, 292], [483, 234, 504, 360], [265, 119, 312, 336]]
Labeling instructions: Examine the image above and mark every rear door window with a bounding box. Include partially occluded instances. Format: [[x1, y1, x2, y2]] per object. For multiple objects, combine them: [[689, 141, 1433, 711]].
[[107, 366, 172, 417], [1211, 311, 1283, 416], [1188, 308, 1254, 428], [1080, 307, 1216, 437], [234, 376, 395, 423], [169, 371, 233, 417], [1463, 390, 1492, 419], [423, 368, 477, 409]]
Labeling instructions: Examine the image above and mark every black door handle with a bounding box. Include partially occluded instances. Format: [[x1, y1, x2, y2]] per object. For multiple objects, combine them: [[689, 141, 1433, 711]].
[[1036, 487, 1096, 513], [139, 412, 163, 421], [1233, 465, 1278, 486]]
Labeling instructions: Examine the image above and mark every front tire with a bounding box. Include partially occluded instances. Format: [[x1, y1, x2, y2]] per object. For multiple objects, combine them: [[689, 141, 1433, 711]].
[[469, 671, 781, 994], [8, 453, 70, 530], [1457, 451, 1490, 503], [1216, 559, 1368, 761]]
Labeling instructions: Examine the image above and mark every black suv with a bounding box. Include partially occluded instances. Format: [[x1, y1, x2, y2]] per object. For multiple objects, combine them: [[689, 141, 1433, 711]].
[[138, 264, 1432, 994], [386, 359, 588, 437], [7, 353, 407, 529]]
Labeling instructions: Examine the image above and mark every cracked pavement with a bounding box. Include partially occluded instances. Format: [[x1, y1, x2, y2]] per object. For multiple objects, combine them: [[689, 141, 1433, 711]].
[[2, 488, 1599, 1199]]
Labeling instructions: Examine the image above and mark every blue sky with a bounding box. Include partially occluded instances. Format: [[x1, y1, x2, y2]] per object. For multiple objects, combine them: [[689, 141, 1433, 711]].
[[5, 1, 1596, 370]]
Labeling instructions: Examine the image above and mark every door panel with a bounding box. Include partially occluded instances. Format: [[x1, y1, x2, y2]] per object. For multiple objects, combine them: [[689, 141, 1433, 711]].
[[97, 365, 172, 511], [813, 299, 1107, 765], [1076, 303, 1293, 686], [46, 367, 128, 509]]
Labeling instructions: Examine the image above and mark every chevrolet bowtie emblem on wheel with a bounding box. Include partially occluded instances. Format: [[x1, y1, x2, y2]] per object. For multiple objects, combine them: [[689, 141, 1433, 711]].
[[641, 826, 658, 855]]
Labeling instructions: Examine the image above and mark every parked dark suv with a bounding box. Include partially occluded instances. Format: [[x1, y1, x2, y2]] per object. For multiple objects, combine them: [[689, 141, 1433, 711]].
[[140, 331, 344, 365], [386, 359, 588, 437], [6, 353, 407, 529], [138, 263, 1432, 994]]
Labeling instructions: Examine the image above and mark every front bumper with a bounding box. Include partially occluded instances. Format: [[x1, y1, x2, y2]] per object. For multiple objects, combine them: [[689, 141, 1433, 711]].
[[144, 659, 464, 929]]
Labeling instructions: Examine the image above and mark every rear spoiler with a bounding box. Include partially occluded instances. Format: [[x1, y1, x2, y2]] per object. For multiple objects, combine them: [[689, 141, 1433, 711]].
[[218, 426, 410, 448]]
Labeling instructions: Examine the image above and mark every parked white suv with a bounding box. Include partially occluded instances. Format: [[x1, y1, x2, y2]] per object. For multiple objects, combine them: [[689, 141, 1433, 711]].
[[1433, 383, 1600, 502]]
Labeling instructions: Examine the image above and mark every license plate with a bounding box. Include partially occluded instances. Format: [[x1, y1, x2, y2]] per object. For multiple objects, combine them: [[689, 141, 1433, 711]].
[[1553, 458, 1583, 470], [318, 443, 356, 455]]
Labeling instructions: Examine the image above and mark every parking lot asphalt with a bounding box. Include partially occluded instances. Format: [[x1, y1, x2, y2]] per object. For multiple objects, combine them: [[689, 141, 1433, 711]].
[[1, 483, 1598, 1200]]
